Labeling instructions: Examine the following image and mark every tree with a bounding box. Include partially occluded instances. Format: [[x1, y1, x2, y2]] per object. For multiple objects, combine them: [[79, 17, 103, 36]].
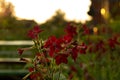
[[39, 9, 68, 38], [0, 0, 15, 17], [88, 0, 109, 25]]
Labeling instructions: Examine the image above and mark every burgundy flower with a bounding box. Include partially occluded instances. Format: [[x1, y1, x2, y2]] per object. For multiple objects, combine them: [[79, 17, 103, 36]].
[[65, 23, 77, 37], [68, 66, 77, 80], [61, 34, 72, 44], [71, 46, 79, 61], [44, 36, 57, 48], [28, 67, 34, 72], [44, 36, 63, 57], [87, 43, 95, 53], [82, 24, 90, 35], [108, 38, 115, 49], [17, 48, 24, 55], [70, 65, 77, 72], [78, 43, 87, 54], [108, 36, 120, 49], [30, 72, 42, 80], [36, 53, 43, 56], [27, 25, 43, 39], [55, 54, 68, 65], [17, 47, 33, 56], [95, 40, 106, 53]]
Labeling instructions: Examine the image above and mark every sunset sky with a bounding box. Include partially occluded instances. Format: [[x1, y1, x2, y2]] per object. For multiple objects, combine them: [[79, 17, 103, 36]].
[[6, 0, 92, 24]]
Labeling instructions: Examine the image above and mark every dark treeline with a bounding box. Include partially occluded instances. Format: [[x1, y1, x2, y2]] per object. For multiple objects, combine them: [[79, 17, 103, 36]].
[[0, 0, 120, 40], [0, 0, 82, 40]]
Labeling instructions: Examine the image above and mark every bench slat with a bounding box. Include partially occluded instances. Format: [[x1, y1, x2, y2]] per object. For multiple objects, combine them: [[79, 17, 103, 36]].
[[0, 70, 28, 76], [0, 40, 33, 45]]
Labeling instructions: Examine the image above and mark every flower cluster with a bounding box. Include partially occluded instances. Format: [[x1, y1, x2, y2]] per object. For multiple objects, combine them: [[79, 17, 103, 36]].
[[18, 23, 88, 80], [18, 23, 120, 80]]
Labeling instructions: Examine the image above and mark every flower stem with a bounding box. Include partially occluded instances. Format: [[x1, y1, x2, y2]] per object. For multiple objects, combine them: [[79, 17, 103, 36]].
[[22, 72, 33, 80], [57, 65, 62, 80]]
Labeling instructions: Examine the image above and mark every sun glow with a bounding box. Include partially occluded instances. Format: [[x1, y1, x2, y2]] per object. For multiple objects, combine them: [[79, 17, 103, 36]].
[[6, 0, 91, 24]]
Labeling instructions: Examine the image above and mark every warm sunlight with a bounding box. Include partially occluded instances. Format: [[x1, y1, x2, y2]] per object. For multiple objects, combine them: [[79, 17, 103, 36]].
[[6, 0, 91, 24]]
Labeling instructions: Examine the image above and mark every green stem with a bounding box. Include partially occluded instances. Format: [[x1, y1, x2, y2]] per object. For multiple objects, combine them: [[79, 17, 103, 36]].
[[57, 65, 62, 80], [22, 72, 33, 80], [51, 59, 55, 80]]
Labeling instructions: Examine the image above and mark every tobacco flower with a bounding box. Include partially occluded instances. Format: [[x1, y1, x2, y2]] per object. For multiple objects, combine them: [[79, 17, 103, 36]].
[[27, 25, 43, 39], [61, 34, 72, 44], [55, 54, 68, 65], [17, 48, 24, 55], [95, 40, 106, 53], [71, 46, 79, 61], [65, 23, 77, 37], [108, 36, 120, 49], [78, 43, 87, 54], [44, 36, 63, 57], [82, 24, 90, 35]]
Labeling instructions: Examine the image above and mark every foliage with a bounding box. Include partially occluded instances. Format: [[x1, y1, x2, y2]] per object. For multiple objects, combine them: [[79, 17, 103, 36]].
[[109, 20, 120, 33]]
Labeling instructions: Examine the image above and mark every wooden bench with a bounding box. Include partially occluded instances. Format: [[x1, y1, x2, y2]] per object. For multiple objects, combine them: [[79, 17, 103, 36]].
[[0, 41, 33, 79]]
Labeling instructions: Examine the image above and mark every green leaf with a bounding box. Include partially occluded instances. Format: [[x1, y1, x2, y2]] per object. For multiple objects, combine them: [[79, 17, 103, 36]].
[[53, 72, 66, 80]]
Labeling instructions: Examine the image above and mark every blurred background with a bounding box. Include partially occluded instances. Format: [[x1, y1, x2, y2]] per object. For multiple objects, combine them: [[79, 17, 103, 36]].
[[0, 0, 120, 79]]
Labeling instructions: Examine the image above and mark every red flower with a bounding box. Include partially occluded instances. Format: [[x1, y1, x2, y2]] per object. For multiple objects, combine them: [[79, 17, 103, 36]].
[[17, 47, 33, 56], [55, 54, 68, 65], [44, 36, 57, 48], [82, 24, 90, 35], [78, 43, 87, 54], [95, 40, 106, 53], [108, 36, 120, 49], [108, 38, 115, 49], [68, 66, 77, 80], [17, 48, 24, 55], [87, 43, 95, 53], [70, 66, 77, 72], [71, 46, 79, 61], [27, 25, 43, 39], [30, 72, 42, 80], [44, 36, 63, 57], [28, 67, 34, 72], [61, 34, 72, 44], [65, 23, 77, 37]]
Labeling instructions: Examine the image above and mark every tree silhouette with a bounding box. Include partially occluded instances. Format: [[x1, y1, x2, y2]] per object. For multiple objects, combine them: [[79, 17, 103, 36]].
[[0, 0, 15, 17]]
